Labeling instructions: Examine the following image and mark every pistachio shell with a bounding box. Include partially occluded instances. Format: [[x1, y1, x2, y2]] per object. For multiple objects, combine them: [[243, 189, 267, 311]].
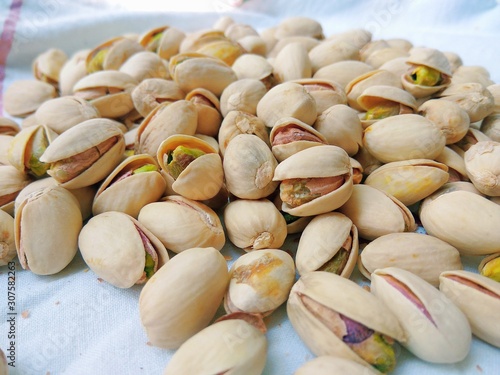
[[138, 195, 225, 253], [364, 159, 449, 206], [219, 79, 267, 117], [308, 40, 360, 74], [59, 49, 89, 96], [231, 53, 274, 82], [185, 88, 222, 137], [451, 65, 494, 87], [223, 199, 287, 252], [0, 209, 15, 265], [439, 270, 500, 347], [327, 28, 372, 49], [32, 48, 67, 85], [478, 252, 500, 281], [420, 190, 500, 255], [163, 318, 267, 375], [359, 232, 463, 286], [131, 78, 185, 118], [295, 356, 379, 375], [435, 146, 468, 182], [119, 51, 169, 81], [357, 85, 417, 112], [275, 17, 324, 40], [0, 165, 32, 214], [364, 47, 409, 69], [139, 247, 229, 349], [438, 83, 495, 123], [0, 135, 13, 166], [268, 36, 320, 59], [313, 60, 374, 89], [224, 249, 295, 316], [480, 114, 500, 142], [86, 36, 144, 72], [487, 84, 500, 113], [273, 42, 312, 83], [464, 141, 500, 196], [139, 25, 186, 60], [293, 78, 347, 114], [296, 212, 358, 277], [372, 267, 471, 363], [79, 211, 169, 288], [4, 80, 57, 117], [15, 185, 82, 275], [338, 184, 416, 240], [0, 117, 20, 136]]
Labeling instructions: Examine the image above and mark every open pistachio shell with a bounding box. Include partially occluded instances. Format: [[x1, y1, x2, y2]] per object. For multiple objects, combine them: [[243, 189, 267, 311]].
[[270, 117, 327, 162], [313, 60, 374, 90], [86, 36, 144, 72], [185, 88, 222, 137], [327, 28, 372, 50], [139, 246, 229, 349], [79, 211, 169, 288], [292, 78, 347, 114], [296, 212, 358, 278], [58, 49, 89, 96], [364, 47, 409, 70], [32, 48, 67, 86], [156, 134, 223, 201], [372, 267, 471, 363], [40, 119, 125, 189], [364, 159, 449, 206], [268, 36, 320, 59], [139, 25, 186, 60], [308, 40, 360, 74], [131, 78, 185, 118], [15, 185, 82, 275], [478, 252, 500, 282], [440, 270, 500, 348], [92, 154, 166, 218], [295, 356, 379, 375], [0, 209, 15, 265], [438, 83, 495, 123], [224, 249, 295, 316], [287, 271, 405, 373], [223, 198, 287, 252], [4, 80, 57, 118], [338, 184, 416, 241], [119, 51, 169, 82], [138, 195, 225, 253], [359, 232, 463, 286], [223, 134, 279, 200], [273, 145, 353, 216], [0, 117, 20, 136], [275, 16, 324, 40], [419, 190, 500, 255], [163, 318, 267, 375], [231, 53, 274, 86], [0, 165, 32, 215], [0, 135, 13, 166], [464, 141, 500, 196]]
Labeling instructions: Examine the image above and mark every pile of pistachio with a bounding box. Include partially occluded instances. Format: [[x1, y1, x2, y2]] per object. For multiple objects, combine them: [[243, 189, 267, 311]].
[[1, 14, 500, 374]]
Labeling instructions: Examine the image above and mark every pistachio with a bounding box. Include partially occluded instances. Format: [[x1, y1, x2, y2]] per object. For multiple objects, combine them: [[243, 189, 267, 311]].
[[478, 253, 500, 282], [0, 210, 15, 265], [409, 65, 442, 86], [295, 356, 379, 375]]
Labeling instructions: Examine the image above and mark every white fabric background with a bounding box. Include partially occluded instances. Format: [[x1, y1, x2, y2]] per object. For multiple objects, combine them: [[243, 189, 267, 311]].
[[0, 0, 499, 374]]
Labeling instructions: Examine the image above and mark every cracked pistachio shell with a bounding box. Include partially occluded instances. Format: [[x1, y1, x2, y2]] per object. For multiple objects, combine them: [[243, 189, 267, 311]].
[[273, 145, 353, 217], [314, 104, 363, 156], [273, 42, 312, 83], [35, 96, 100, 134], [135, 100, 197, 157], [220, 78, 267, 117], [0, 117, 20, 136], [436, 146, 469, 182], [32, 48, 67, 85], [295, 356, 379, 375], [438, 83, 495, 123], [296, 212, 358, 277], [157, 134, 223, 201], [439, 270, 500, 347], [15, 185, 82, 275], [480, 114, 500, 142], [359, 232, 463, 286], [364, 47, 409, 70], [0, 165, 31, 215], [218, 111, 269, 157], [131, 78, 185, 118], [39, 119, 125, 189], [79, 211, 169, 288], [372, 267, 471, 363], [185, 88, 222, 137], [164, 318, 267, 375], [487, 84, 500, 113], [169, 52, 237, 96], [313, 60, 373, 90], [418, 99, 470, 145], [452, 128, 491, 155], [237, 34, 267, 56], [338, 184, 416, 241], [119, 51, 169, 82], [224, 249, 295, 316], [58, 49, 89, 96], [270, 117, 327, 162], [139, 246, 229, 349], [256, 82, 317, 128], [231, 54, 274, 87], [92, 154, 166, 218], [138, 195, 225, 253], [223, 199, 287, 252], [345, 70, 402, 111], [223, 134, 279, 199], [364, 159, 449, 206], [479, 252, 500, 281], [7, 124, 58, 177], [363, 114, 446, 164], [139, 25, 186, 60], [308, 40, 360, 74], [86, 36, 144, 72], [0, 209, 15, 265], [292, 78, 347, 114], [4, 80, 57, 118], [195, 38, 246, 66], [287, 271, 405, 370], [0, 135, 13, 166], [464, 141, 500, 196], [419, 190, 500, 255]]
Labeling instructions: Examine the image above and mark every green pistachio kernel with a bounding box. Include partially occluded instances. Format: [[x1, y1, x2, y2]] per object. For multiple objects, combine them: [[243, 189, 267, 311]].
[[365, 102, 400, 120], [144, 253, 156, 279], [410, 65, 442, 86], [27, 127, 49, 178], [166, 145, 205, 180], [133, 164, 158, 174], [318, 248, 349, 275], [351, 333, 396, 374], [87, 49, 108, 73], [282, 211, 301, 225], [481, 257, 500, 282]]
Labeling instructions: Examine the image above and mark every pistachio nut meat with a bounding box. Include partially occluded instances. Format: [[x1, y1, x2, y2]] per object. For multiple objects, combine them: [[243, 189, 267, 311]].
[[79, 211, 169, 288], [15, 185, 82, 275], [296, 212, 358, 277], [439, 270, 500, 348], [163, 318, 267, 375], [139, 25, 186, 60], [478, 252, 500, 282], [39, 119, 125, 189], [287, 271, 405, 373], [92, 154, 166, 218], [224, 249, 295, 316], [139, 247, 229, 349], [273, 145, 353, 216], [371, 267, 471, 363]]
